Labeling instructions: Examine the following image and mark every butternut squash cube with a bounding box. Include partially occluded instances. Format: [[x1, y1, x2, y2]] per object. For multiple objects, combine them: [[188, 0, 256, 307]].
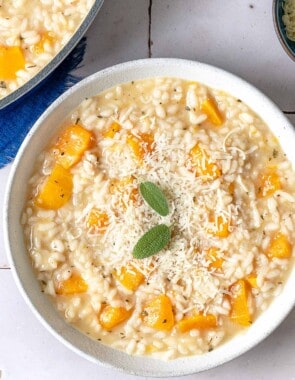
[[201, 97, 223, 126], [189, 143, 221, 180], [109, 176, 138, 204], [207, 215, 230, 238], [129, 187, 138, 203], [266, 232, 291, 259], [257, 169, 281, 198], [87, 208, 109, 233], [56, 274, 88, 295], [230, 279, 252, 326], [215, 215, 230, 237], [206, 247, 224, 269], [0, 46, 25, 80], [35, 164, 73, 209], [114, 265, 144, 291], [99, 306, 132, 330], [140, 133, 154, 151], [228, 182, 235, 196], [177, 313, 217, 333], [246, 275, 258, 289], [127, 133, 154, 161], [143, 294, 174, 331], [54, 125, 94, 169], [103, 122, 121, 138], [146, 344, 158, 353], [32, 31, 55, 54]]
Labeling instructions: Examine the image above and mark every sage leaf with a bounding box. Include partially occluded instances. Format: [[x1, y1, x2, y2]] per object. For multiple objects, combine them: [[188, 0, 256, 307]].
[[140, 182, 169, 216], [132, 224, 171, 259]]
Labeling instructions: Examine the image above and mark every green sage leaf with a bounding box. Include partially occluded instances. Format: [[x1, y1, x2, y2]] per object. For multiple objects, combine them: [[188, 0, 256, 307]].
[[140, 182, 169, 216], [132, 224, 171, 259]]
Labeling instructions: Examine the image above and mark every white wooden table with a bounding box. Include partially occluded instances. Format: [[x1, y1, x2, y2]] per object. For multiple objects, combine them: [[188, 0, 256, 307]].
[[1, 1, 295, 379]]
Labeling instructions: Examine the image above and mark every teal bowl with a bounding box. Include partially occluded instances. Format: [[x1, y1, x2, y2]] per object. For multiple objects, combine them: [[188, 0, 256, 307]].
[[273, 0, 295, 61]]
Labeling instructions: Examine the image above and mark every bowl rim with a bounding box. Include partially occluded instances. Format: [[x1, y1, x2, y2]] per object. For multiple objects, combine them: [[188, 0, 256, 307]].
[[0, 0, 104, 110], [273, 0, 295, 62], [3, 58, 295, 377]]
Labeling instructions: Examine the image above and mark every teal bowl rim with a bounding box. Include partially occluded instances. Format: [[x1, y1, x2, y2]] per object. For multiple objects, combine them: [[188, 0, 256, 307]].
[[273, 0, 295, 62], [0, 0, 104, 110]]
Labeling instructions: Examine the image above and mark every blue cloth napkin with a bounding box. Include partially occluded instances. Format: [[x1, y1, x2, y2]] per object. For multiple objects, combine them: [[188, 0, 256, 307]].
[[0, 37, 87, 168]]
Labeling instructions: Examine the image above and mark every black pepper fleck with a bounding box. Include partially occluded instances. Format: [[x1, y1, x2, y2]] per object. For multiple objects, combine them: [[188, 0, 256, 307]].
[[273, 149, 279, 158]]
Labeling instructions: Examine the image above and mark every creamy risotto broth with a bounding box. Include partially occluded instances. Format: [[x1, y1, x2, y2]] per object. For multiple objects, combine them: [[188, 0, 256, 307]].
[[0, 0, 95, 99], [22, 78, 295, 360]]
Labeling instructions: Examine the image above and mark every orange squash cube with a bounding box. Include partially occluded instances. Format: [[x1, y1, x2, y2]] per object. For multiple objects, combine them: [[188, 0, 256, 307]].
[[32, 31, 55, 54], [0, 46, 25, 80], [246, 275, 258, 289], [146, 344, 158, 353], [129, 187, 138, 203], [257, 169, 281, 198], [114, 265, 144, 291], [142, 294, 174, 332], [207, 214, 230, 238], [177, 313, 217, 333], [201, 97, 223, 126], [56, 274, 88, 295], [99, 305, 132, 330], [103, 122, 121, 138], [266, 232, 291, 259], [140, 133, 154, 151], [189, 143, 221, 180], [109, 176, 138, 204], [215, 215, 230, 237], [87, 208, 109, 233], [206, 247, 224, 269], [228, 182, 235, 196], [230, 280, 252, 326], [54, 125, 94, 169], [127, 133, 154, 161], [35, 164, 73, 210]]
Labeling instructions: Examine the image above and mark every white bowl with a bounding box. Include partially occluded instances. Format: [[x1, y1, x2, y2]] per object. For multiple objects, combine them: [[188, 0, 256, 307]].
[[4, 58, 295, 377]]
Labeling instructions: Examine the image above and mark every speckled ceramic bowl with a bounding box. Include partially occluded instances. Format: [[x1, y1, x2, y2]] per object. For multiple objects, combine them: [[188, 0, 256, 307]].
[[273, 0, 295, 61], [0, 0, 104, 110], [4, 59, 295, 377]]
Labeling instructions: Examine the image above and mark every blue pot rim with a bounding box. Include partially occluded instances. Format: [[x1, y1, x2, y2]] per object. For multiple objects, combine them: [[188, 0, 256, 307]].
[[0, 0, 104, 110]]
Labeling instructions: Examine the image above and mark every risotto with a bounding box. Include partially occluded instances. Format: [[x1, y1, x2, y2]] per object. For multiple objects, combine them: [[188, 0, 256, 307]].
[[0, 0, 95, 99], [283, 0, 295, 42], [22, 78, 295, 360]]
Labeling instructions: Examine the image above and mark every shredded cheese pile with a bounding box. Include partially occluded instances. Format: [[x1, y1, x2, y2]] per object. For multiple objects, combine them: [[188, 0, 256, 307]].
[[69, 103, 258, 315]]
